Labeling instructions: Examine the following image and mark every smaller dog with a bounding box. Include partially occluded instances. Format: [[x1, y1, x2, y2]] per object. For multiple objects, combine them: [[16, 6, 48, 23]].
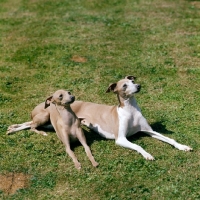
[[11, 90, 98, 169], [45, 90, 98, 169]]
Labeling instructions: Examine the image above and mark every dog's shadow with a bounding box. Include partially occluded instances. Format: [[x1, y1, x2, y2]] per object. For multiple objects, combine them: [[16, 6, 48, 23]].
[[151, 121, 174, 134], [70, 127, 105, 150], [129, 121, 174, 141], [37, 125, 104, 149]]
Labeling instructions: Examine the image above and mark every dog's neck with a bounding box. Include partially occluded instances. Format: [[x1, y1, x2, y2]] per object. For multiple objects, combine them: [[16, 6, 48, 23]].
[[117, 95, 140, 111], [55, 104, 75, 124], [55, 103, 71, 109]]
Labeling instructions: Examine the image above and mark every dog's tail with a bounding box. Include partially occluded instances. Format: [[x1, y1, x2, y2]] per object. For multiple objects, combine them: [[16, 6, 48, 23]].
[[6, 121, 32, 135]]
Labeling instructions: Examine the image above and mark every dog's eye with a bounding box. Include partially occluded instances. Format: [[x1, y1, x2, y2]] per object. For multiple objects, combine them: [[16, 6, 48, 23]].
[[59, 94, 63, 99], [68, 92, 71, 95], [123, 84, 127, 89], [132, 81, 135, 84]]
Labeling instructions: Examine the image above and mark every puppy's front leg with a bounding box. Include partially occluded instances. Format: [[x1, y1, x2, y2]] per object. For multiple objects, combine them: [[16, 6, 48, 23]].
[[58, 128, 81, 170], [76, 128, 99, 167], [65, 144, 81, 169]]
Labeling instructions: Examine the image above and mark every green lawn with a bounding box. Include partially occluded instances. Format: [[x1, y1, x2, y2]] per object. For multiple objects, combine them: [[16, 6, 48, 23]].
[[0, 0, 200, 199]]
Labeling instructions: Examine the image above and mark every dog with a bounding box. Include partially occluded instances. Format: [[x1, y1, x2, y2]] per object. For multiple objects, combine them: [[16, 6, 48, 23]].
[[9, 90, 99, 169], [7, 76, 192, 160]]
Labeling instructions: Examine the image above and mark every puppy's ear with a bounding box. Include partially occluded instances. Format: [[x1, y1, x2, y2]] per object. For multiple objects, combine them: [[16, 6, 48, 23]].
[[44, 96, 53, 109], [106, 83, 117, 93], [125, 76, 136, 80]]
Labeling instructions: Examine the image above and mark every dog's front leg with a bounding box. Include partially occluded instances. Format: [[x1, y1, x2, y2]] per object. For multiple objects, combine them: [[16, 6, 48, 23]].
[[57, 127, 81, 170], [116, 137, 155, 160], [76, 127, 99, 167], [117, 115, 154, 160], [65, 145, 81, 169]]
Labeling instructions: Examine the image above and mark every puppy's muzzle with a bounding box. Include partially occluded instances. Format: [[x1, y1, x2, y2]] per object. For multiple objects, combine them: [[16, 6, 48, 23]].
[[70, 96, 75, 103], [64, 96, 75, 105]]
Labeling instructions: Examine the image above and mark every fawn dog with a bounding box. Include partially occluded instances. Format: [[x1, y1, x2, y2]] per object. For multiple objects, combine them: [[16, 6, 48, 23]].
[[7, 77, 192, 160]]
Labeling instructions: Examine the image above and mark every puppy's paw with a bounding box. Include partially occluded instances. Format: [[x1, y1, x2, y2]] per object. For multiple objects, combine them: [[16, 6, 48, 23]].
[[92, 161, 99, 167], [75, 162, 81, 170], [143, 153, 155, 161]]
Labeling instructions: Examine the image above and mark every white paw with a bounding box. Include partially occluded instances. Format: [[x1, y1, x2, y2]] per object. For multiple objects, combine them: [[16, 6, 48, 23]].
[[40, 131, 48, 136], [6, 128, 16, 135], [143, 153, 155, 160], [92, 161, 99, 167], [75, 162, 81, 170], [177, 144, 193, 151]]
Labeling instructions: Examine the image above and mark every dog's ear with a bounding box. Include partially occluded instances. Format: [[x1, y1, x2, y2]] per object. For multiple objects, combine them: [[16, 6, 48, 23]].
[[44, 96, 53, 109], [106, 83, 117, 93], [125, 76, 136, 80]]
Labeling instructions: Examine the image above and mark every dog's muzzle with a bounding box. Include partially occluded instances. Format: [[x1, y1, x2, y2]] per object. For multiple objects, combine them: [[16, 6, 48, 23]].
[[70, 96, 75, 103], [135, 84, 141, 93], [64, 96, 75, 105]]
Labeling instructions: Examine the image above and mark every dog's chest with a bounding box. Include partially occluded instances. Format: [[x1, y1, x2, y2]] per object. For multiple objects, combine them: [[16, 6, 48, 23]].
[[117, 106, 143, 136]]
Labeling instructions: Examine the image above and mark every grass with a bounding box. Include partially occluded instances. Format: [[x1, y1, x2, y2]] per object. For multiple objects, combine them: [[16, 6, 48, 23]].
[[0, 0, 200, 199]]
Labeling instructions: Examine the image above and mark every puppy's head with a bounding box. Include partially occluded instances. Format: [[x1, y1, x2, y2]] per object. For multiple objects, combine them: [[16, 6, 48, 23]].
[[45, 90, 75, 109], [106, 76, 141, 99]]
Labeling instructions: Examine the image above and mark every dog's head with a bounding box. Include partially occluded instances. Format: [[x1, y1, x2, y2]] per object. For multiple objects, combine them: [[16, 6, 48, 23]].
[[106, 76, 141, 99], [45, 89, 75, 109]]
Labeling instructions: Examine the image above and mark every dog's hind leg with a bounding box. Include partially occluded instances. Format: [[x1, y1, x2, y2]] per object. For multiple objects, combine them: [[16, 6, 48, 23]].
[[143, 130, 192, 151], [29, 112, 50, 136], [7, 121, 32, 134]]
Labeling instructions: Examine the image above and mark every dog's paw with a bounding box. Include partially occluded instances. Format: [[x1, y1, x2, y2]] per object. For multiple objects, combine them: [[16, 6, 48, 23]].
[[75, 162, 81, 170], [7, 126, 14, 133], [40, 131, 48, 136], [6, 130, 12, 135], [6, 128, 16, 135], [143, 153, 155, 160], [177, 144, 193, 151], [92, 161, 99, 167]]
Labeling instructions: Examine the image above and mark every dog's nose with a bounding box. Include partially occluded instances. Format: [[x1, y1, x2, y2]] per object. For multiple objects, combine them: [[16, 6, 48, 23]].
[[71, 96, 75, 102], [137, 84, 141, 89]]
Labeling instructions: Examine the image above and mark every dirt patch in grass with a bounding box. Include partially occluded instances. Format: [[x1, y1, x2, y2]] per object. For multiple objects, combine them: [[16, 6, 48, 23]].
[[71, 55, 87, 63], [190, 1, 200, 8], [0, 173, 30, 195]]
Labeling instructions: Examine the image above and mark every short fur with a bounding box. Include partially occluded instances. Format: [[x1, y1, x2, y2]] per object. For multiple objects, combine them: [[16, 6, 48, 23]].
[[8, 90, 98, 169], [7, 77, 192, 160]]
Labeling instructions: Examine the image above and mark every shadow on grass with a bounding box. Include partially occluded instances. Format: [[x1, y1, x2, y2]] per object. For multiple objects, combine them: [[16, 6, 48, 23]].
[[129, 121, 174, 141], [35, 120, 174, 149], [70, 129, 106, 150], [150, 121, 174, 135], [72, 121, 174, 148]]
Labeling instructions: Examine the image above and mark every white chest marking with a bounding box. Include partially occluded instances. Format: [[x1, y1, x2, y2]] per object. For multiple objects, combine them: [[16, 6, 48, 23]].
[[117, 107, 132, 137], [117, 98, 143, 137]]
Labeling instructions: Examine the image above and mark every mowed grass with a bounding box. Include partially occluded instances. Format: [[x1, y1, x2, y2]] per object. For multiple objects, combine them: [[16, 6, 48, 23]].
[[0, 0, 200, 199]]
